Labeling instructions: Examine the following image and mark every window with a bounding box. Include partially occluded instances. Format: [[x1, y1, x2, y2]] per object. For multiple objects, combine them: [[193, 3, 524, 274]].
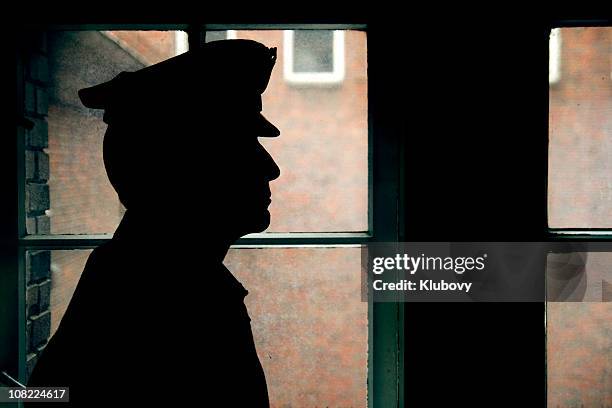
[[547, 25, 612, 408], [548, 27, 612, 229], [203, 30, 237, 42], [175, 31, 188, 55], [284, 30, 345, 85], [549, 28, 561, 84], [4, 25, 402, 408]]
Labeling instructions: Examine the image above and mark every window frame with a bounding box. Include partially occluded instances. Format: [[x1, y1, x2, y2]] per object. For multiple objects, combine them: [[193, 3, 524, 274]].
[[546, 23, 612, 388], [548, 28, 561, 84], [4, 23, 404, 408], [545, 22, 612, 408], [283, 29, 346, 85]]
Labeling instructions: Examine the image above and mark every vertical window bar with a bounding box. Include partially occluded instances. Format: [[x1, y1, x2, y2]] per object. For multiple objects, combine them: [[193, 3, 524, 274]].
[[187, 25, 204, 50]]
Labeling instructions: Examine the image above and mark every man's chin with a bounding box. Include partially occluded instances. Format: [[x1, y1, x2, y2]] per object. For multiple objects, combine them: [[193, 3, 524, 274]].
[[240, 211, 271, 235]]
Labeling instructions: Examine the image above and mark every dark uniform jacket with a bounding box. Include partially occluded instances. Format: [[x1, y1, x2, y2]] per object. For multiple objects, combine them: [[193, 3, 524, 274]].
[[27, 212, 269, 407]]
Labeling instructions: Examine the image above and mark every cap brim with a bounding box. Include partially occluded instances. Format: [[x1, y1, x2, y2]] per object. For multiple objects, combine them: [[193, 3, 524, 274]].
[[257, 113, 280, 137], [78, 72, 135, 109], [78, 83, 110, 109]]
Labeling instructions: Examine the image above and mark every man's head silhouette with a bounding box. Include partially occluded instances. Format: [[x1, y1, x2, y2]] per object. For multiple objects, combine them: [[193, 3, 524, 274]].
[[78, 39, 281, 240]]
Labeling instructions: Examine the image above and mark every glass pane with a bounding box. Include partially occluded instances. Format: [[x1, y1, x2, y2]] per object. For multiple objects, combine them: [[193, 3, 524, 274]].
[[546, 251, 612, 406], [23, 247, 367, 406], [102, 31, 185, 65], [293, 30, 334, 73], [23, 31, 185, 235], [25, 249, 91, 382], [548, 27, 612, 228], [204, 30, 229, 42], [225, 247, 367, 407], [547, 303, 612, 406], [23, 29, 368, 235], [547, 251, 612, 302], [233, 30, 368, 232]]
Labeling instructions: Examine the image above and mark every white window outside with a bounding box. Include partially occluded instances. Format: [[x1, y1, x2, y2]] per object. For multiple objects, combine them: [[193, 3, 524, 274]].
[[283, 30, 345, 85]]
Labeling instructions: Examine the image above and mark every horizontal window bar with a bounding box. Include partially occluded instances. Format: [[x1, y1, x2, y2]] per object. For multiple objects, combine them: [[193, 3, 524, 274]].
[[26, 24, 367, 31], [19, 234, 113, 249], [236, 232, 372, 245], [548, 230, 612, 239], [25, 24, 192, 31], [19, 232, 373, 249], [232, 244, 362, 249], [550, 229, 612, 233], [549, 228, 612, 232], [203, 24, 367, 30], [551, 19, 612, 28]]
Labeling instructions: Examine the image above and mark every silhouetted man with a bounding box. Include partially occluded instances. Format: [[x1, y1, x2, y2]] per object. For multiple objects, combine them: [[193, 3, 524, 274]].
[[27, 39, 281, 407]]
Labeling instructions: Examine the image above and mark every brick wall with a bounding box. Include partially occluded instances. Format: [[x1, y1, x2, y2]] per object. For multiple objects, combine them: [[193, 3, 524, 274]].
[[21, 31, 52, 381], [24, 251, 52, 380], [23, 33, 50, 236]]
